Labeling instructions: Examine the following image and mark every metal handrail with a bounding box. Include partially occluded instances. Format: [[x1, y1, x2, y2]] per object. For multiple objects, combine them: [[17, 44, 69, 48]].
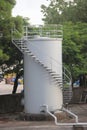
[[23, 25, 63, 39]]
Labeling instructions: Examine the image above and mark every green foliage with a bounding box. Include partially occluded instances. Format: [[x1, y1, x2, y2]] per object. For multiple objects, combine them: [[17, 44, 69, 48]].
[[41, 1, 61, 24], [0, 0, 30, 72], [0, 49, 9, 65], [0, 0, 16, 66], [41, 0, 87, 23], [63, 22, 87, 79], [12, 16, 30, 39], [0, 0, 15, 20]]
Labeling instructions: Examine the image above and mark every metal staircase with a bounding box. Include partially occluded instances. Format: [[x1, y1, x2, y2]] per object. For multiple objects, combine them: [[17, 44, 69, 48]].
[[12, 25, 72, 104], [63, 67, 72, 104], [12, 39, 63, 88]]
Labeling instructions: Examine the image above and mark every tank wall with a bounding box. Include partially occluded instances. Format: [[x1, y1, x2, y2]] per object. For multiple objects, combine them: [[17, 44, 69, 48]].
[[24, 38, 63, 114]]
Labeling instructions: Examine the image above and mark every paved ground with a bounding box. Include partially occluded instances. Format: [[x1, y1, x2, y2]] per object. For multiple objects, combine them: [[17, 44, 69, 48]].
[[68, 104, 87, 122]]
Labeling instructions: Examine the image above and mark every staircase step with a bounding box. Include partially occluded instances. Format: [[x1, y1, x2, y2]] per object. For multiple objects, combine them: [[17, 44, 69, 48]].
[[35, 59, 40, 63], [27, 51, 32, 54], [48, 71, 57, 74], [52, 76, 61, 79], [31, 56, 36, 59], [45, 68, 52, 72], [21, 47, 28, 50], [53, 79, 61, 83], [24, 50, 30, 53], [39, 63, 45, 67], [58, 83, 63, 86], [16, 43, 23, 45], [43, 66, 48, 69], [14, 41, 22, 43], [55, 83, 63, 88], [54, 79, 62, 83], [50, 73, 60, 76], [51, 76, 62, 81], [14, 41, 27, 45], [54, 81, 62, 84], [29, 54, 34, 57]]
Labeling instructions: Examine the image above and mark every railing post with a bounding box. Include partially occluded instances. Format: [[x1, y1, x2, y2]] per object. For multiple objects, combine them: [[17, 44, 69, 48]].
[[24, 26, 28, 39], [50, 57, 52, 70]]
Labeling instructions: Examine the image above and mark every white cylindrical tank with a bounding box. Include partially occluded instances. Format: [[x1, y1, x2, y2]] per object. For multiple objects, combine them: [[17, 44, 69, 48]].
[[24, 37, 63, 114]]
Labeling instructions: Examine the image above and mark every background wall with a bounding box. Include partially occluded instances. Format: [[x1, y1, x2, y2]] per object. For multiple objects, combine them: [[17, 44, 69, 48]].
[[0, 93, 23, 113]]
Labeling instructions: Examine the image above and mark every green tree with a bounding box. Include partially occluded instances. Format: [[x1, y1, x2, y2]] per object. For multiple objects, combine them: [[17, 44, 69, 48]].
[[41, 0, 87, 23], [73, 0, 87, 22], [0, 0, 30, 74], [63, 22, 87, 81], [0, 0, 16, 65], [41, 0, 69, 24]]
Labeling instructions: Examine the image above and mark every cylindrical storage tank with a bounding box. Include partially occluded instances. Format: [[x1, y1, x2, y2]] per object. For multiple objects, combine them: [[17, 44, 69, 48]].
[[24, 37, 63, 114]]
